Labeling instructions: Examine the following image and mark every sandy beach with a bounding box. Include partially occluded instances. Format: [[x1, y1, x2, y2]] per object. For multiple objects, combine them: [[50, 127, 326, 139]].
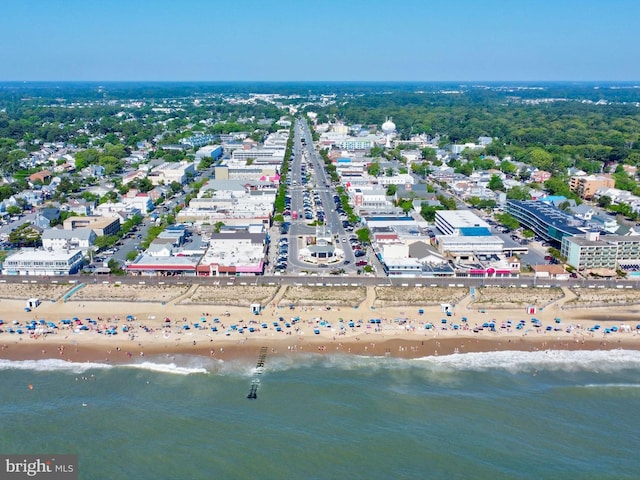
[[2, 283, 640, 364]]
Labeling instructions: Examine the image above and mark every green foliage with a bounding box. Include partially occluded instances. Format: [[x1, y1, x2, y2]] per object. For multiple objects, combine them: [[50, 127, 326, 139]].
[[495, 213, 519, 230], [522, 229, 535, 238], [488, 174, 504, 191], [367, 161, 381, 177], [468, 197, 497, 210], [107, 258, 125, 275], [598, 195, 612, 208], [421, 147, 437, 162], [613, 170, 637, 192], [437, 194, 457, 210], [6, 205, 21, 216], [506, 186, 530, 200], [420, 203, 440, 222], [544, 177, 580, 202], [386, 184, 397, 196], [411, 162, 430, 177], [355, 228, 371, 245], [126, 250, 138, 261], [94, 235, 119, 249], [397, 199, 413, 214], [499, 160, 517, 175], [8, 223, 41, 247]]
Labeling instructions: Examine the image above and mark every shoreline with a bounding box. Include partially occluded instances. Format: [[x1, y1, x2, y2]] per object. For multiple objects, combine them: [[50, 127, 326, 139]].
[[2, 335, 639, 366], [2, 284, 640, 366]]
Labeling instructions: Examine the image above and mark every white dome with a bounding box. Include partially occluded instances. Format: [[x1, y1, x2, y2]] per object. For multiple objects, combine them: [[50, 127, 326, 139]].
[[382, 119, 396, 134]]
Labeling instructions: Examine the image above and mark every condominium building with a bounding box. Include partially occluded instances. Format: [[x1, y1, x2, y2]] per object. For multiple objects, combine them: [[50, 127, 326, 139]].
[[569, 174, 615, 200]]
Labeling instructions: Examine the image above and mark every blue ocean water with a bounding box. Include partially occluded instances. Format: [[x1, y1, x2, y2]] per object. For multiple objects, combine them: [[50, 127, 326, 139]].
[[1, 350, 639, 480]]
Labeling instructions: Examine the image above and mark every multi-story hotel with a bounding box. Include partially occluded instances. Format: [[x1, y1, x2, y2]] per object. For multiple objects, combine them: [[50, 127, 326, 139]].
[[561, 231, 640, 271]]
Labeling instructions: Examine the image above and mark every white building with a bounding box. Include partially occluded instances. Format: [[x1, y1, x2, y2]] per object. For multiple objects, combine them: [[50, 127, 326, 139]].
[[122, 193, 154, 215], [435, 210, 490, 236], [41, 228, 96, 253], [377, 174, 415, 186], [148, 161, 195, 185], [2, 249, 84, 276]]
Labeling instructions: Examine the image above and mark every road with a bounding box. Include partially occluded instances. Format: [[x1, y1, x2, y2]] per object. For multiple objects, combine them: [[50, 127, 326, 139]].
[[281, 118, 359, 275], [2, 272, 637, 291]]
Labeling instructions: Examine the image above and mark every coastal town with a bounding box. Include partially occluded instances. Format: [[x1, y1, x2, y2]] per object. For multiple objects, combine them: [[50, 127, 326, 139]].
[[2, 84, 640, 286]]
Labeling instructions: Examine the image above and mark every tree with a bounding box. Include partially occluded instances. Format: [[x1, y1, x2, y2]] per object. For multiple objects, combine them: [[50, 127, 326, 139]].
[[488, 174, 504, 191], [495, 212, 520, 230], [398, 199, 413, 215], [355, 228, 371, 245], [6, 205, 21, 216], [126, 250, 138, 262], [506, 186, 530, 201], [598, 195, 612, 208], [367, 162, 381, 177], [386, 184, 397, 196], [421, 147, 437, 162], [499, 160, 517, 175], [8, 224, 41, 247], [213, 221, 225, 233], [169, 181, 182, 194], [411, 162, 430, 177], [454, 162, 473, 176], [522, 229, 535, 239], [420, 204, 439, 222], [107, 258, 124, 275]]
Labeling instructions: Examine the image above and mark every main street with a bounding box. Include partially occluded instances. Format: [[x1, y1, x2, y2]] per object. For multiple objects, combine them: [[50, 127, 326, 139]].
[[282, 118, 357, 274]]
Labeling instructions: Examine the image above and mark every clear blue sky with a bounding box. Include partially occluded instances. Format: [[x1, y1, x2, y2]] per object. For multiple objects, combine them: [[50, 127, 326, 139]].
[[1, 0, 638, 82]]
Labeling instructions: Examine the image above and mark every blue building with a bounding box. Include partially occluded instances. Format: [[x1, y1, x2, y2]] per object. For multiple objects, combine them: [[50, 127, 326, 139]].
[[506, 200, 586, 246]]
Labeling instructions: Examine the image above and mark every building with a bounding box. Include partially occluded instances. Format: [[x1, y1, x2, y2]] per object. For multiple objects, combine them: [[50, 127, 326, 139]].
[[29, 170, 52, 184], [435, 210, 490, 236], [195, 145, 223, 161], [196, 233, 267, 276], [2, 248, 84, 276], [41, 228, 96, 253], [63, 216, 121, 237], [569, 174, 615, 200], [122, 192, 154, 215], [180, 134, 218, 148], [531, 264, 570, 280], [530, 170, 552, 183], [147, 161, 195, 185], [561, 232, 640, 272], [506, 200, 586, 247]]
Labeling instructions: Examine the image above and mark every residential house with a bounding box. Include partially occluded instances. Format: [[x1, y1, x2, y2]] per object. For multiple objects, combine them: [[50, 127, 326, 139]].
[[33, 207, 60, 228], [41, 228, 96, 253]]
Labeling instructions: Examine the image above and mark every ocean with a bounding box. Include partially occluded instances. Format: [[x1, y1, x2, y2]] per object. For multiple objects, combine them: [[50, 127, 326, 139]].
[[1, 350, 639, 479]]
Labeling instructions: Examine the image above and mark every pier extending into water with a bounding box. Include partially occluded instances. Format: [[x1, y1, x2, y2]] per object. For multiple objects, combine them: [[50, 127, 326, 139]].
[[247, 346, 268, 400]]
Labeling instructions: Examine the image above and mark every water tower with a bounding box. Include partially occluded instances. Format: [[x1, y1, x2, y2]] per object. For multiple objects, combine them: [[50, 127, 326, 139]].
[[382, 117, 396, 148]]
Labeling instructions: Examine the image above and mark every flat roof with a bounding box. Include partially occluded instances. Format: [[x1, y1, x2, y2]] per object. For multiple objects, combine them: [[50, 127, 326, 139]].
[[508, 200, 585, 235], [436, 210, 490, 229]]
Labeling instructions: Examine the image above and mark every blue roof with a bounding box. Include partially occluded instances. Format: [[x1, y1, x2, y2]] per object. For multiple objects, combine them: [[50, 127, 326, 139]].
[[459, 227, 492, 236]]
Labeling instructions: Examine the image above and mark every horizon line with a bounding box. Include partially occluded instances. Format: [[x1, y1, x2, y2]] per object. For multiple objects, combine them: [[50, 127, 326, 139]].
[[1, 79, 640, 84]]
